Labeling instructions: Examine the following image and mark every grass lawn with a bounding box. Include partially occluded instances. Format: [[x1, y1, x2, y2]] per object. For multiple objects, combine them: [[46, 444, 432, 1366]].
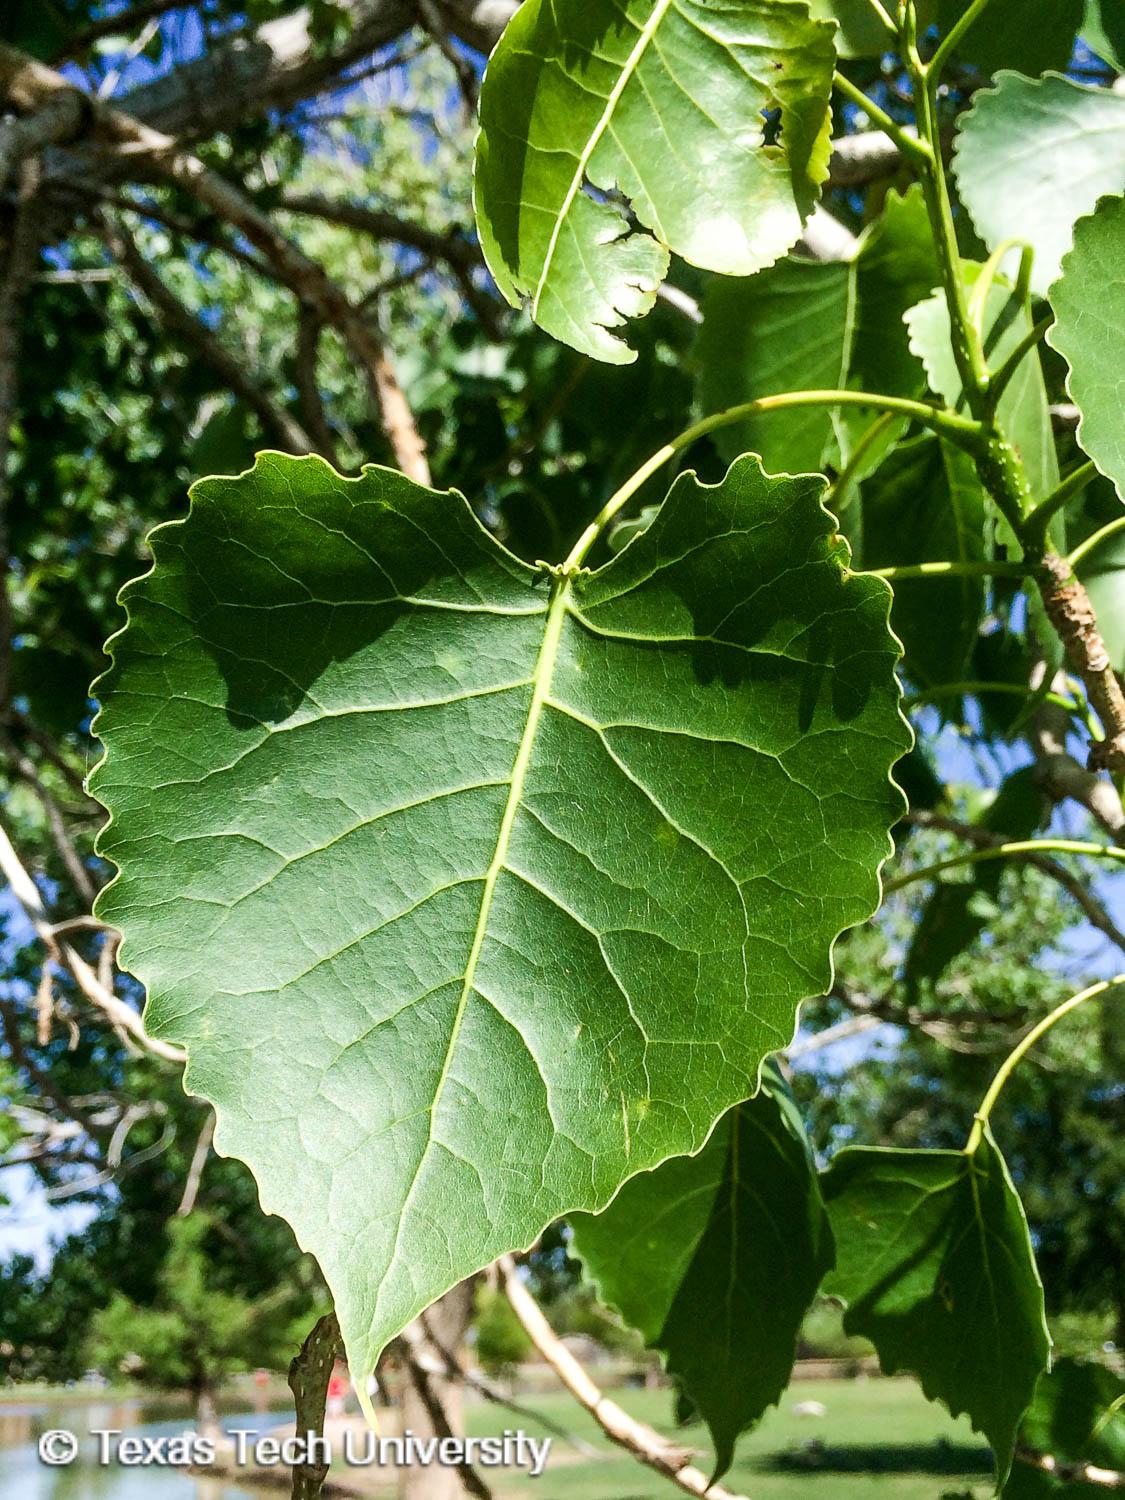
[[467, 1377, 993, 1500]]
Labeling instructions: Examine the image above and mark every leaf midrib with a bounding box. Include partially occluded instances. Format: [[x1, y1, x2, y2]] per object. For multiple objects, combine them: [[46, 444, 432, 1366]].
[[531, 0, 674, 318], [393, 573, 571, 1237]]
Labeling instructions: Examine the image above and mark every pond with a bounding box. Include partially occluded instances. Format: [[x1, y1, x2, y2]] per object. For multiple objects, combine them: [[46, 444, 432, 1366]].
[[0, 1393, 291, 1499]]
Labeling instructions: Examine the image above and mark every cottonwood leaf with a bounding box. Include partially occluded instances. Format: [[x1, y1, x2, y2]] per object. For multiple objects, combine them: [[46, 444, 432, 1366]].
[[1083, 0, 1125, 69], [570, 1064, 833, 1478], [953, 72, 1125, 298], [905, 268, 1059, 506], [473, 0, 836, 364], [698, 186, 937, 470], [937, 0, 1082, 76], [1016, 1358, 1125, 1475], [858, 432, 988, 691], [1047, 194, 1125, 502], [823, 1128, 1050, 1484], [90, 451, 908, 1396]]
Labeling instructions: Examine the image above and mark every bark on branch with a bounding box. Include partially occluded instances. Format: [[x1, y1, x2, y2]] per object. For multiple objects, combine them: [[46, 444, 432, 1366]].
[[287, 1312, 342, 1500], [1037, 553, 1125, 774]]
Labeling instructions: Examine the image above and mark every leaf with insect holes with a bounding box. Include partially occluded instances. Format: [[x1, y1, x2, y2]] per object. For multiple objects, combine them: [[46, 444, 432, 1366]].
[[473, 0, 836, 364], [90, 451, 908, 1399]]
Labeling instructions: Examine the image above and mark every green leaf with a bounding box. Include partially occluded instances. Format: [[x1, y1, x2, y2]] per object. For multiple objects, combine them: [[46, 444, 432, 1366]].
[[823, 1129, 1050, 1484], [1046, 194, 1125, 502], [953, 72, 1125, 298], [805, 0, 890, 57], [698, 258, 852, 473], [90, 451, 908, 1394], [1018, 1358, 1125, 1473], [473, 0, 836, 364], [570, 1064, 834, 1477], [937, 0, 1082, 76], [697, 187, 937, 470], [1083, 0, 1125, 69], [905, 267, 1059, 505], [905, 766, 1044, 989], [859, 432, 988, 689], [1004, 1359, 1125, 1497]]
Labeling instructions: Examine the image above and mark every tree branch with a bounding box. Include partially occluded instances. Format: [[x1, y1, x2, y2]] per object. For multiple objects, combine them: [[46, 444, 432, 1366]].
[[0, 42, 430, 480], [1038, 553, 1125, 774], [103, 216, 314, 454], [176, 1110, 216, 1217], [0, 816, 185, 1064], [906, 810, 1125, 957], [498, 1255, 750, 1500], [287, 1311, 341, 1500]]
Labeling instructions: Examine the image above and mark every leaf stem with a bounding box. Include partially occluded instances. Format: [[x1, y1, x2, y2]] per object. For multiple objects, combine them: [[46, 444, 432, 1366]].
[[564, 391, 983, 570], [1023, 460, 1098, 546], [966, 239, 1034, 338], [883, 838, 1125, 894], [1068, 513, 1125, 571], [860, 0, 898, 35], [901, 681, 1079, 713], [985, 314, 1053, 414], [872, 560, 1027, 581], [833, 72, 930, 165], [965, 975, 1125, 1154]]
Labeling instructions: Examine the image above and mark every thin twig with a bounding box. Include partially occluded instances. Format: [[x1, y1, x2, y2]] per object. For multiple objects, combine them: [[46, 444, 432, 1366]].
[[176, 1110, 215, 1216], [0, 816, 185, 1063], [103, 216, 313, 454], [499, 1256, 749, 1500]]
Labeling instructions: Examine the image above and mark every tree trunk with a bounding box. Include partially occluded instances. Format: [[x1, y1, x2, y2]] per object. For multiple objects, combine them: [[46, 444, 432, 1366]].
[[195, 1382, 220, 1442], [397, 1279, 477, 1500]]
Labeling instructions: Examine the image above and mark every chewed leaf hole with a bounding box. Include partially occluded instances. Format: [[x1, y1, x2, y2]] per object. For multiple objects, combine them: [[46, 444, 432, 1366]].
[[760, 106, 783, 147]]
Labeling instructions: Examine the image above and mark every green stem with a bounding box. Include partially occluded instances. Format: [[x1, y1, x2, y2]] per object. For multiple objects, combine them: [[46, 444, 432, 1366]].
[[860, 0, 898, 35], [902, 681, 1079, 713], [967, 239, 1033, 338], [1068, 512, 1125, 571], [985, 314, 1053, 414], [965, 975, 1125, 1154], [563, 391, 982, 571], [873, 560, 1026, 581], [883, 838, 1125, 894], [928, 0, 999, 78], [905, 19, 988, 405], [833, 72, 930, 165], [1023, 460, 1097, 545]]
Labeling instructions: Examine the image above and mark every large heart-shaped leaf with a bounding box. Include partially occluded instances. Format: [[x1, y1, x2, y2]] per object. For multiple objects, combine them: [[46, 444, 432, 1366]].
[[90, 451, 908, 1393], [697, 187, 937, 471], [953, 73, 1125, 298], [570, 1064, 833, 1478], [823, 1128, 1050, 1484], [473, 0, 836, 364], [905, 267, 1059, 505], [1047, 194, 1125, 501]]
